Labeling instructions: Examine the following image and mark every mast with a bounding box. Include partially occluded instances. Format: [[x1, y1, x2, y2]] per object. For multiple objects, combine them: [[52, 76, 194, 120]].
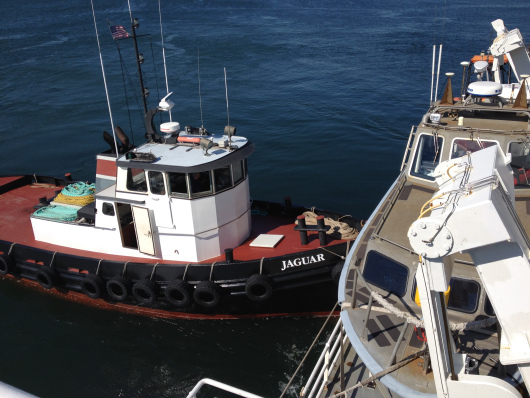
[[130, 17, 149, 115]]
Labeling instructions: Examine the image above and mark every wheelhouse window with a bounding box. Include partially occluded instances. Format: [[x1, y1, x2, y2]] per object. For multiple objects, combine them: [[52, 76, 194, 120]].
[[447, 277, 480, 313], [189, 171, 212, 197], [126, 168, 147, 192], [232, 160, 245, 185], [214, 166, 232, 193], [484, 295, 495, 316], [168, 172, 188, 198], [410, 134, 443, 181], [450, 139, 498, 159], [509, 141, 530, 188], [363, 251, 409, 297], [148, 171, 166, 195]]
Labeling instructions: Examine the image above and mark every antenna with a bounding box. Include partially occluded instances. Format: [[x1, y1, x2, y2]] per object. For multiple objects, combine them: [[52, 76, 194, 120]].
[[198, 49, 204, 130], [224, 67, 232, 149], [434, 45, 443, 103], [430, 45, 436, 104], [90, 0, 120, 157], [159, 0, 172, 122]]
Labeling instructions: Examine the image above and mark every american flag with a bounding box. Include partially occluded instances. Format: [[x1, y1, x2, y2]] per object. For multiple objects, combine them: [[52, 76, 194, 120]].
[[109, 25, 130, 40]]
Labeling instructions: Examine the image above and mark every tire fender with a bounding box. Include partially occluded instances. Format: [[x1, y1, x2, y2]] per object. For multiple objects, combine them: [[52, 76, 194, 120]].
[[80, 274, 104, 299], [106, 276, 130, 302], [165, 279, 191, 307], [132, 279, 157, 305], [0, 254, 14, 276], [36, 267, 57, 290], [193, 281, 221, 309], [245, 274, 273, 302]]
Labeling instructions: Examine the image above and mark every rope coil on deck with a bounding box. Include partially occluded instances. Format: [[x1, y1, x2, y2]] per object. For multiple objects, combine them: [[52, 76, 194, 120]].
[[54, 182, 95, 206], [32, 205, 79, 221], [369, 291, 497, 331], [296, 211, 359, 240]]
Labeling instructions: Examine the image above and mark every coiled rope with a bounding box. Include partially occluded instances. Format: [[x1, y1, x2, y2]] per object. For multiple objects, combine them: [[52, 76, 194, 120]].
[[33, 205, 79, 222], [296, 211, 359, 240], [54, 182, 95, 207]]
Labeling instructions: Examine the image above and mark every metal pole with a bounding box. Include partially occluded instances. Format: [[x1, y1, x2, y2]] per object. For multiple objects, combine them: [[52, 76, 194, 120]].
[[340, 324, 345, 392]]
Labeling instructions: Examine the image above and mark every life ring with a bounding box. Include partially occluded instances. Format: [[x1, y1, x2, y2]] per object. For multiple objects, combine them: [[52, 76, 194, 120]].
[[80, 274, 104, 299], [193, 281, 221, 309], [331, 262, 345, 285], [106, 276, 130, 302], [132, 279, 157, 305], [0, 254, 14, 276], [165, 279, 191, 307], [36, 267, 57, 290], [245, 274, 273, 302]]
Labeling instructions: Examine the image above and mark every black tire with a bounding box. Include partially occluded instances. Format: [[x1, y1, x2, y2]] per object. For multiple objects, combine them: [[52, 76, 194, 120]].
[[165, 279, 191, 307], [132, 279, 157, 305], [193, 281, 221, 309], [80, 274, 104, 299], [36, 267, 57, 290], [245, 274, 273, 302], [0, 254, 14, 276], [106, 276, 129, 302], [331, 262, 344, 285]]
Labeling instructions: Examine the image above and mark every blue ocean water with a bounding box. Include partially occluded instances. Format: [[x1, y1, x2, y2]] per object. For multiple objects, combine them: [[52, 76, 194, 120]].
[[0, 1, 528, 397]]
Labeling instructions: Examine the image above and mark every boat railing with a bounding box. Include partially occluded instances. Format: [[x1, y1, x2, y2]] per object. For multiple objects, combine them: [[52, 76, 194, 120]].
[[400, 125, 417, 172], [300, 318, 349, 398], [186, 378, 264, 398]]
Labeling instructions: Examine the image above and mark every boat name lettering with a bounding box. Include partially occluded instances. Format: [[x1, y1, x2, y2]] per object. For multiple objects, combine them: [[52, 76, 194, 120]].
[[281, 254, 325, 271]]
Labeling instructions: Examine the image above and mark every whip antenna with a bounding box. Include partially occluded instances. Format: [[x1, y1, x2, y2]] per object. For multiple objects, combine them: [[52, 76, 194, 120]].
[[159, 0, 172, 121], [90, 0, 119, 156], [224, 67, 232, 148], [198, 49, 204, 129]]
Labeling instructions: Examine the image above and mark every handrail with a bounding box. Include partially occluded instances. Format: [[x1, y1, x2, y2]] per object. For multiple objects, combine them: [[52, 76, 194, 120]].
[[300, 319, 349, 398], [186, 378, 264, 398], [400, 125, 417, 172]]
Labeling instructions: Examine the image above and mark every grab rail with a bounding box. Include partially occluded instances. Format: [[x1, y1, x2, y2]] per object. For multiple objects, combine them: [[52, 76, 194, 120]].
[[300, 319, 349, 398], [186, 378, 264, 398]]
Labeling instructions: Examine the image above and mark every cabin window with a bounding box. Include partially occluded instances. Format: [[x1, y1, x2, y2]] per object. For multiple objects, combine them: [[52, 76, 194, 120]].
[[232, 161, 244, 184], [102, 202, 115, 216], [148, 171, 166, 195], [168, 172, 189, 198], [508, 141, 530, 188], [126, 168, 147, 192], [450, 139, 498, 159], [447, 277, 480, 313], [214, 166, 232, 193], [363, 251, 409, 297], [484, 295, 495, 316], [189, 171, 212, 197], [410, 134, 443, 181]]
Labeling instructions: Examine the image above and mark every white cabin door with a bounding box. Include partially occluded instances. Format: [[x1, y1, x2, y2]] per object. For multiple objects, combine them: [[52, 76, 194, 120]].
[[132, 206, 156, 256], [147, 171, 174, 228]]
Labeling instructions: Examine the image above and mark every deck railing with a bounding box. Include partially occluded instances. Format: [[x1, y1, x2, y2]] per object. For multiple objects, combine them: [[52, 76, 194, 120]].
[[300, 319, 349, 398], [186, 378, 264, 398]]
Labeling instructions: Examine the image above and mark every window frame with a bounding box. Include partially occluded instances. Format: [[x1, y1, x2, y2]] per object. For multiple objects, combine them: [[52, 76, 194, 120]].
[[409, 133, 444, 181], [362, 250, 409, 297]]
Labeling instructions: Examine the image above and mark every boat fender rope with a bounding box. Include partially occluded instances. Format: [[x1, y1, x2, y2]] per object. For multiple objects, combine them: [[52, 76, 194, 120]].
[[209, 262, 217, 281], [320, 246, 345, 260], [259, 257, 265, 274], [49, 252, 57, 268], [149, 262, 159, 281], [7, 242, 17, 256], [122, 261, 130, 277], [182, 263, 190, 281], [96, 259, 103, 276]]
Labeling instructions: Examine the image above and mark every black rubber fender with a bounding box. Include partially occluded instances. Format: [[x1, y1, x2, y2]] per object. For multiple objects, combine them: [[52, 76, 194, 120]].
[[331, 262, 345, 285], [193, 281, 221, 309], [106, 276, 130, 302], [245, 274, 273, 302], [132, 279, 157, 305], [80, 274, 104, 299], [0, 254, 14, 276], [36, 267, 57, 290], [165, 279, 191, 307]]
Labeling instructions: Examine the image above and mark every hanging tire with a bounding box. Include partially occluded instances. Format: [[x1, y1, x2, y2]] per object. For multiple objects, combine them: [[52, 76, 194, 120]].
[[132, 279, 157, 305], [245, 274, 273, 302], [0, 254, 14, 276], [331, 262, 344, 285], [80, 274, 104, 299], [193, 281, 221, 309], [165, 279, 191, 307], [36, 267, 57, 290], [106, 276, 129, 302]]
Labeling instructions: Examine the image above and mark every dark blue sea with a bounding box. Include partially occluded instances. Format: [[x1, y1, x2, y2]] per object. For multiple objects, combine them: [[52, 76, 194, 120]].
[[0, 1, 528, 397]]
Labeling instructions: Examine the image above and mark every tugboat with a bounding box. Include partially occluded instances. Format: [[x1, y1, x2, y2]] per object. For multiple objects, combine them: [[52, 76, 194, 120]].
[[297, 19, 530, 398], [0, 17, 362, 319]]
